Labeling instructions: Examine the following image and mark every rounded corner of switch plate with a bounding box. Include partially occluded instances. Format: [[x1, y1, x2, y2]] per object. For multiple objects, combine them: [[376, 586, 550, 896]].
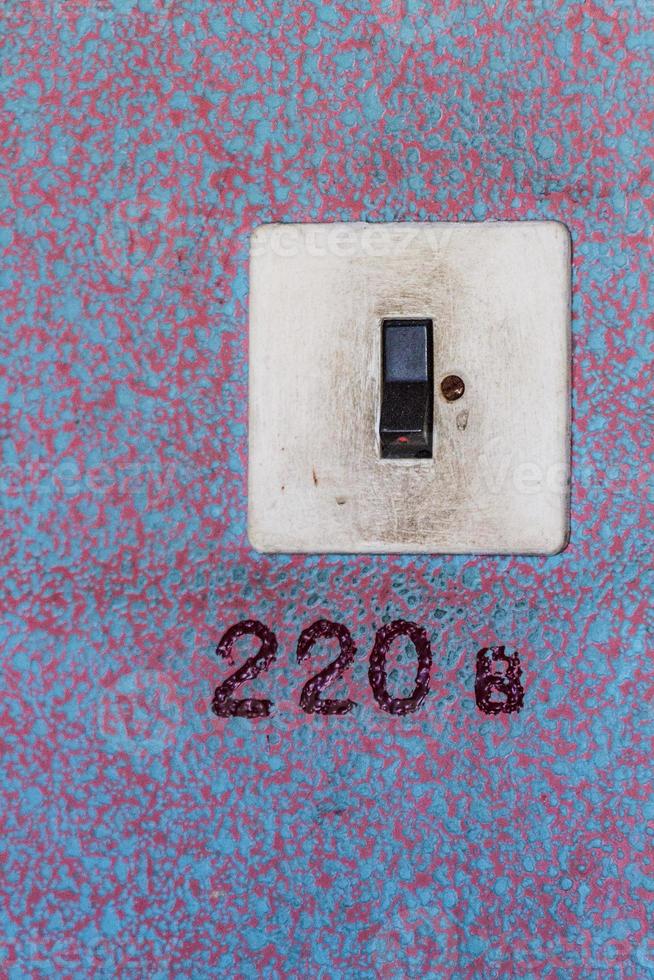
[[546, 218, 572, 241], [543, 521, 571, 557], [249, 222, 277, 255], [544, 219, 573, 268], [246, 519, 273, 556]]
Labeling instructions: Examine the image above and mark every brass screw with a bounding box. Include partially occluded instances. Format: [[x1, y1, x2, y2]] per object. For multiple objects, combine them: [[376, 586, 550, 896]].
[[441, 375, 465, 401]]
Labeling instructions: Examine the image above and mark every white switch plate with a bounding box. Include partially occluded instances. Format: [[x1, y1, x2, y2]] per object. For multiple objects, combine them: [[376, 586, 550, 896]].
[[248, 221, 571, 554]]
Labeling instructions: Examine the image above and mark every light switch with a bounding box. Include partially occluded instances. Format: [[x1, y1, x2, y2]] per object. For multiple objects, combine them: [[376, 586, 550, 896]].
[[248, 221, 571, 554], [380, 318, 433, 459]]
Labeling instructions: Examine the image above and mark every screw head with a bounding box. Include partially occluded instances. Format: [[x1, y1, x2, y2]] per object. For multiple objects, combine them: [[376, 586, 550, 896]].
[[441, 375, 465, 401]]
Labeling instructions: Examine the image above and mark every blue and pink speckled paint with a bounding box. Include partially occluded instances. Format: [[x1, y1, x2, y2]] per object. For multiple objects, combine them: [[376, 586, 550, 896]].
[[1, 1, 652, 976]]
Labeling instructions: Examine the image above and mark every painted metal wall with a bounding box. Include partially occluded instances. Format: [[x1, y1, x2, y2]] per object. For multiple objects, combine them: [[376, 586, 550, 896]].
[[1, 0, 651, 975]]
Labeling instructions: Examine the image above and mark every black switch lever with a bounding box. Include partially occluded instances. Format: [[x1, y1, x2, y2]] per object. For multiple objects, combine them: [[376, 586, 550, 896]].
[[379, 318, 433, 459]]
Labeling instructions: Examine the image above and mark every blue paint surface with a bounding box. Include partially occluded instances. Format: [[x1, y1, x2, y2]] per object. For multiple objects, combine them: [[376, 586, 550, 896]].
[[0, 1, 651, 976]]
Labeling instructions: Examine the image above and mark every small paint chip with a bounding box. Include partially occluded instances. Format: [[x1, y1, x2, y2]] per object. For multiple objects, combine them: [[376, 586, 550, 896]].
[[336, 497, 346, 505], [456, 409, 469, 430]]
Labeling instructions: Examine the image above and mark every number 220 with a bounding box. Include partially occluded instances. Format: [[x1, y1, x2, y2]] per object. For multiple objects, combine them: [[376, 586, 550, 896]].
[[210, 619, 524, 718]]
